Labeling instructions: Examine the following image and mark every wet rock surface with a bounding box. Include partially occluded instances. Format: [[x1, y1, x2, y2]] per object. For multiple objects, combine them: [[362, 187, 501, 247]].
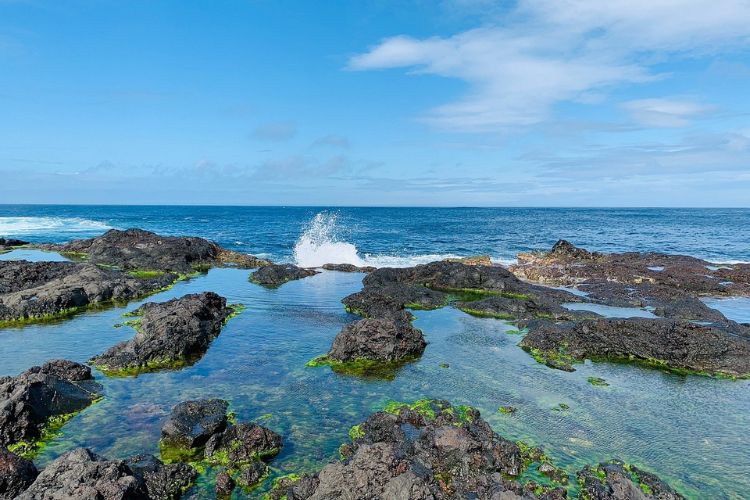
[[160, 399, 281, 488], [251, 264, 319, 286], [322, 263, 377, 273], [577, 459, 684, 500], [269, 400, 565, 499], [0, 260, 175, 325], [0, 238, 28, 253], [17, 447, 194, 500], [519, 318, 750, 376], [90, 292, 234, 375], [0, 446, 38, 498], [38, 228, 269, 273], [0, 360, 102, 451]]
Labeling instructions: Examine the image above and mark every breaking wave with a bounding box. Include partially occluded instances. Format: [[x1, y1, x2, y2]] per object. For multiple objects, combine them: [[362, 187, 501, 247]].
[[0, 217, 112, 236], [293, 212, 505, 268]]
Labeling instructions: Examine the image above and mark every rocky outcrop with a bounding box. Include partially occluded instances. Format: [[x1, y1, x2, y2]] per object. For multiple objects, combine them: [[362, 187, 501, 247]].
[[0, 260, 175, 326], [519, 318, 750, 377], [577, 459, 684, 499], [268, 400, 565, 499], [17, 448, 195, 500], [0, 360, 102, 453], [0, 238, 27, 253], [0, 446, 38, 498], [343, 284, 447, 318], [250, 264, 319, 286], [322, 263, 376, 273], [39, 228, 270, 273], [443, 255, 493, 266], [160, 399, 281, 489], [512, 240, 750, 297], [90, 292, 235, 376]]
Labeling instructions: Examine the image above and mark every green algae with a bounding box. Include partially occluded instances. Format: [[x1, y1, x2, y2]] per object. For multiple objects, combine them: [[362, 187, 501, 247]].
[[305, 354, 416, 380], [383, 398, 438, 420], [127, 269, 168, 279], [458, 307, 515, 320], [498, 405, 516, 415], [348, 424, 365, 441], [587, 376, 609, 387]]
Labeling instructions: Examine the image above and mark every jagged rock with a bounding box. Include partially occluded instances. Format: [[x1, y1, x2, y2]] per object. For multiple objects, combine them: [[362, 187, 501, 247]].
[[160, 399, 229, 451], [0, 360, 102, 450], [327, 312, 426, 364], [322, 263, 377, 273], [160, 399, 281, 488], [0, 446, 38, 498], [215, 471, 235, 498], [125, 454, 197, 499], [18, 448, 195, 500], [250, 264, 319, 286], [90, 292, 234, 375], [342, 284, 447, 318], [272, 400, 565, 500], [39, 228, 269, 273], [18, 448, 148, 499], [0, 260, 175, 325], [519, 318, 750, 377], [577, 460, 684, 499]]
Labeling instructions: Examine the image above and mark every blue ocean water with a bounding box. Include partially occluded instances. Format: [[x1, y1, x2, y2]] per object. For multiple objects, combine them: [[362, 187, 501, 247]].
[[1, 205, 748, 264]]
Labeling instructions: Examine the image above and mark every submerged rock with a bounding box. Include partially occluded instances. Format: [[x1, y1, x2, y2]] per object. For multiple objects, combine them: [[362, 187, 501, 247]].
[[250, 264, 319, 286], [90, 292, 235, 376], [18, 448, 195, 500], [39, 228, 270, 273], [0, 260, 175, 326], [519, 318, 750, 377], [577, 459, 684, 499], [160, 399, 281, 489], [271, 400, 565, 499], [0, 360, 102, 453], [322, 263, 377, 273], [0, 446, 38, 498], [326, 312, 426, 364]]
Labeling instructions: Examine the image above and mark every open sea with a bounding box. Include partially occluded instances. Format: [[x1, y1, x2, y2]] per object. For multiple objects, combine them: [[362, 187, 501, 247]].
[[1, 205, 749, 499]]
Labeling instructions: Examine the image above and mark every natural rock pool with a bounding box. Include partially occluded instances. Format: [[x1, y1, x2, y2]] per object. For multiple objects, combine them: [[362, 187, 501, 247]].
[[1, 249, 748, 498]]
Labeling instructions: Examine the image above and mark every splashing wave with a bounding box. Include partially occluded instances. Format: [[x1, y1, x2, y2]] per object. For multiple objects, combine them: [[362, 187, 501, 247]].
[[0, 217, 112, 236]]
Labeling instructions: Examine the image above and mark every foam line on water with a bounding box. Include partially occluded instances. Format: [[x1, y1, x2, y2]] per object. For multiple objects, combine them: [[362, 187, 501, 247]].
[[0, 216, 112, 236]]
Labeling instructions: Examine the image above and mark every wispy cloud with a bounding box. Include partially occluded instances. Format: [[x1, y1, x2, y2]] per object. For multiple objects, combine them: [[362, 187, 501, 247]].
[[349, 0, 750, 132], [622, 98, 715, 127]]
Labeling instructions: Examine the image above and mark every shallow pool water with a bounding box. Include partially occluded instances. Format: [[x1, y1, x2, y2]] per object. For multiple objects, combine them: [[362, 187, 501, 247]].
[[701, 297, 750, 324], [561, 302, 658, 319], [1, 252, 748, 499]]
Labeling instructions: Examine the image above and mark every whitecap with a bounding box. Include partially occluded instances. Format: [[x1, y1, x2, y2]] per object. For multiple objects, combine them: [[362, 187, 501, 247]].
[[0, 217, 111, 236]]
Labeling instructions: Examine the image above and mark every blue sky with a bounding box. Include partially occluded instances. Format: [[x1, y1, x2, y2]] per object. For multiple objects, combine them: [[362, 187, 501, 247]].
[[1, 0, 749, 206]]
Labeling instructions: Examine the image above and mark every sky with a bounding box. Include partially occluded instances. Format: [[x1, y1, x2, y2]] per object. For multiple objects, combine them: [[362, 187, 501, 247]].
[[1, 0, 750, 207]]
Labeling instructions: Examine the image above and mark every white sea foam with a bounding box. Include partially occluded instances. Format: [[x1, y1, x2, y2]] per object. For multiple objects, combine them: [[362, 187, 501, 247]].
[[293, 212, 510, 268], [0, 217, 111, 236]]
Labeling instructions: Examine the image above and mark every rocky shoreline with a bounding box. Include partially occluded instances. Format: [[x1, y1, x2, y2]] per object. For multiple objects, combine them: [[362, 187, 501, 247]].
[[1, 229, 747, 497]]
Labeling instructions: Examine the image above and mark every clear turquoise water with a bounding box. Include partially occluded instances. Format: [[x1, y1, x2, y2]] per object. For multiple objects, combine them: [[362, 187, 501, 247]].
[[1, 249, 748, 499]]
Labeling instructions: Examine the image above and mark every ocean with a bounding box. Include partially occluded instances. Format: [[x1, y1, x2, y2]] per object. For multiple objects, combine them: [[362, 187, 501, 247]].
[[1, 205, 749, 499], [1, 205, 749, 265]]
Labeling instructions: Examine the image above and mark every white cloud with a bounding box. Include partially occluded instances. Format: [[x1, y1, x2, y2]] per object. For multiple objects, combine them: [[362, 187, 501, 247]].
[[622, 98, 715, 127], [349, 0, 750, 131]]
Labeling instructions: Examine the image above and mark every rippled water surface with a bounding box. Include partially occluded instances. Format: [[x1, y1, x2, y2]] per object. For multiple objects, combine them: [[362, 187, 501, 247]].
[[1, 249, 748, 499]]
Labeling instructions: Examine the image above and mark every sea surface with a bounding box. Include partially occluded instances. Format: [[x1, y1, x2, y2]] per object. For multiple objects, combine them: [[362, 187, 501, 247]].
[[1, 206, 749, 499]]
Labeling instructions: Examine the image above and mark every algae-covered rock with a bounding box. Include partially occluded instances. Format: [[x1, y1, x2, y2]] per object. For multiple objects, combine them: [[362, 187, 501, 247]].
[[0, 360, 102, 454], [322, 263, 376, 273], [90, 292, 235, 376], [328, 313, 426, 364], [577, 459, 684, 499], [39, 228, 269, 273], [160, 399, 281, 489], [250, 264, 319, 286], [125, 454, 197, 500], [273, 400, 565, 499], [0, 446, 38, 498], [519, 318, 750, 377], [0, 260, 175, 326]]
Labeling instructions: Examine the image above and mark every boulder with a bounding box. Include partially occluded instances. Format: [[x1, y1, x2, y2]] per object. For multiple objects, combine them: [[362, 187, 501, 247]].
[[0, 260, 175, 325], [342, 284, 447, 318], [90, 292, 235, 375], [125, 454, 197, 500], [577, 459, 684, 499], [215, 471, 235, 498], [250, 264, 319, 286], [0, 360, 102, 452], [327, 313, 426, 364], [160, 399, 229, 451]]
